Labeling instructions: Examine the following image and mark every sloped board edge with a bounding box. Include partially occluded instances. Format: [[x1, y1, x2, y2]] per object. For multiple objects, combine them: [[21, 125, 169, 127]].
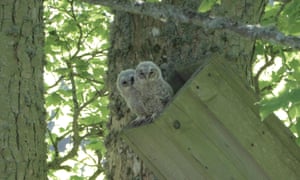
[[122, 57, 300, 179]]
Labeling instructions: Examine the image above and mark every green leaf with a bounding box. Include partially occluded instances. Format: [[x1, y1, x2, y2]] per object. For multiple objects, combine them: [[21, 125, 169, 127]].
[[80, 115, 101, 125], [85, 138, 104, 152], [70, 176, 84, 180], [289, 58, 300, 69], [289, 104, 300, 119], [259, 94, 287, 120], [55, 68, 69, 75], [147, 0, 160, 2], [254, 41, 265, 55], [74, 60, 89, 72], [258, 80, 272, 91], [46, 92, 64, 106], [198, 0, 220, 13], [289, 88, 300, 104]]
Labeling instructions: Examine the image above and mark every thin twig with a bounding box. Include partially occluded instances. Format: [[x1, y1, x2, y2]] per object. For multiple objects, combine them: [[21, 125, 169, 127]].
[[79, 88, 108, 112], [46, 76, 65, 90]]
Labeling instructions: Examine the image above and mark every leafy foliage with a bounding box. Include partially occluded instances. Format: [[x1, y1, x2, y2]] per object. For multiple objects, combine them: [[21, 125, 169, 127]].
[[44, 0, 111, 179], [253, 0, 300, 145]]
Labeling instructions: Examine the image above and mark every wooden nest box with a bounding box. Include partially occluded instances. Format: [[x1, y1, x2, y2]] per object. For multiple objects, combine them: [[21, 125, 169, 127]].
[[122, 57, 300, 179]]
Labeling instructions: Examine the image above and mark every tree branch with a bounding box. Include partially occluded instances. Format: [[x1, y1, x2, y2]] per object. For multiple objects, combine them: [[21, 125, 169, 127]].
[[46, 76, 65, 90], [83, 0, 300, 50], [70, 0, 84, 59]]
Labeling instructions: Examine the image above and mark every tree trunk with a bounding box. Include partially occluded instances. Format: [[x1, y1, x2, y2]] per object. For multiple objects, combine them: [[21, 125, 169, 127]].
[[0, 0, 46, 179], [106, 0, 266, 179]]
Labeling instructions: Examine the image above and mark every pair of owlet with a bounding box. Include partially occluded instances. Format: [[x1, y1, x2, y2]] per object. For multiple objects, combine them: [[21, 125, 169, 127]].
[[116, 61, 173, 125]]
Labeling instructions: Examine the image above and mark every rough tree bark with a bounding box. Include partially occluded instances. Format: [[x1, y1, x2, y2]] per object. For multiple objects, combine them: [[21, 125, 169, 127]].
[[0, 0, 46, 179], [104, 0, 266, 179]]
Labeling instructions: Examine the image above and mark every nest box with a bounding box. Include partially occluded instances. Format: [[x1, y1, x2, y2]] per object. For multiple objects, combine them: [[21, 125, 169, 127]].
[[121, 57, 300, 179]]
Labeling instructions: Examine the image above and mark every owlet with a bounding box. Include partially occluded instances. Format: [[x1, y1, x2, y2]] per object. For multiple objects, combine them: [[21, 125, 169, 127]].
[[134, 61, 173, 121], [116, 69, 148, 123]]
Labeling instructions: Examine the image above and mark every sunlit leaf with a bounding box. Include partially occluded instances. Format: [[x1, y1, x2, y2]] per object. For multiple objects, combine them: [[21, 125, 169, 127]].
[[70, 176, 84, 180], [85, 138, 105, 153], [261, 2, 281, 26], [289, 104, 300, 119], [46, 93, 64, 106], [147, 0, 160, 2], [80, 115, 101, 125], [198, 0, 221, 13]]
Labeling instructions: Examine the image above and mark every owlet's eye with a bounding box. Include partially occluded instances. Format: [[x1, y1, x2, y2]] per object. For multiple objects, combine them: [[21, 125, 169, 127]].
[[139, 71, 145, 78], [149, 70, 154, 75], [122, 81, 127, 85]]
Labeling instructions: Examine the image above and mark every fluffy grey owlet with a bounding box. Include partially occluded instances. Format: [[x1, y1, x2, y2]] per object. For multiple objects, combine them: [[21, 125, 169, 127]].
[[134, 61, 173, 121], [116, 69, 148, 124]]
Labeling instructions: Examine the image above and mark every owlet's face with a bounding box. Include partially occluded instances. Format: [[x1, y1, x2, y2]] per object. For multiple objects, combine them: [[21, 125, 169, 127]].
[[136, 61, 161, 82], [117, 69, 135, 90]]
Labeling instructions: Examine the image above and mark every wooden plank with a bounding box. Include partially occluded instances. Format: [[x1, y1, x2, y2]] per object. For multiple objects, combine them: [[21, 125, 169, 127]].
[[191, 58, 300, 179], [123, 123, 209, 180], [156, 91, 269, 179], [122, 57, 300, 179]]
